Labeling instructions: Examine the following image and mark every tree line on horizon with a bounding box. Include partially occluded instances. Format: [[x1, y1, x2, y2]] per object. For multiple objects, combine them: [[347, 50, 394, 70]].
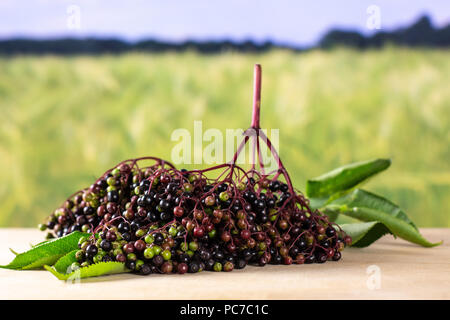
[[0, 15, 448, 55]]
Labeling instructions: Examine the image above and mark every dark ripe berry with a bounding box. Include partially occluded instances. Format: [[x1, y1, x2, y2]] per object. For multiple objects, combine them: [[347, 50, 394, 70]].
[[161, 262, 173, 274], [266, 198, 276, 208], [126, 261, 136, 271], [100, 239, 112, 251], [107, 190, 119, 203], [193, 227, 205, 238], [153, 255, 164, 266], [173, 206, 184, 217], [235, 259, 247, 269], [291, 226, 301, 235], [123, 243, 135, 254], [140, 264, 152, 275], [240, 229, 251, 240], [154, 233, 164, 244], [259, 256, 268, 266], [57, 215, 66, 225], [227, 242, 236, 252], [83, 206, 94, 215], [290, 247, 300, 257], [147, 212, 158, 222], [214, 251, 224, 261], [85, 244, 98, 258], [122, 232, 131, 241], [297, 239, 307, 250], [178, 263, 188, 274], [134, 240, 146, 251], [254, 200, 266, 210], [325, 227, 336, 237], [217, 183, 228, 193], [305, 254, 315, 264], [160, 211, 172, 221], [269, 180, 280, 191], [280, 183, 289, 192], [159, 199, 170, 211], [189, 262, 199, 273], [317, 254, 327, 263], [204, 258, 217, 270], [332, 251, 342, 261], [102, 255, 113, 262], [118, 222, 130, 233], [138, 207, 147, 217]]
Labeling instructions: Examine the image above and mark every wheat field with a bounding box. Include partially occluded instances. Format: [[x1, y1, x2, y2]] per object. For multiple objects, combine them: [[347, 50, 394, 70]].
[[0, 47, 449, 227]]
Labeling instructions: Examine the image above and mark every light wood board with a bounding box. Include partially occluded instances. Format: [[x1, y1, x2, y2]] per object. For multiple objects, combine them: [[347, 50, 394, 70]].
[[0, 228, 448, 300]]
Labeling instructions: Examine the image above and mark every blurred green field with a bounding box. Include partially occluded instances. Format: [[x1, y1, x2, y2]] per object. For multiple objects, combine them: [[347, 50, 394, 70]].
[[0, 47, 449, 228]]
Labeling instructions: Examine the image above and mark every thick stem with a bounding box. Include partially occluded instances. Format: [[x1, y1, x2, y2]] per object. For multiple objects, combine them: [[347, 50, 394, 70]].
[[251, 64, 262, 129]]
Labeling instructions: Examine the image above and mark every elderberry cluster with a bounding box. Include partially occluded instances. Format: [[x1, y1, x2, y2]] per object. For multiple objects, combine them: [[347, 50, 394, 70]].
[[41, 157, 351, 275]]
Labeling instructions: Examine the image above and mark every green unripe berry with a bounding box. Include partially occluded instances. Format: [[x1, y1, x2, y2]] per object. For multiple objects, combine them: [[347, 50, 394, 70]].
[[180, 242, 188, 251], [106, 186, 116, 192], [213, 262, 222, 272], [219, 191, 229, 202], [113, 248, 123, 256], [208, 229, 216, 238], [134, 186, 140, 195], [169, 226, 178, 237], [144, 247, 155, 259], [127, 253, 137, 261], [78, 236, 88, 246], [70, 262, 80, 272], [38, 223, 47, 231], [112, 168, 121, 177], [135, 228, 146, 238], [186, 250, 194, 258], [152, 245, 162, 255], [188, 241, 198, 251], [75, 250, 84, 261], [145, 234, 154, 244], [162, 249, 172, 261], [135, 260, 144, 270]]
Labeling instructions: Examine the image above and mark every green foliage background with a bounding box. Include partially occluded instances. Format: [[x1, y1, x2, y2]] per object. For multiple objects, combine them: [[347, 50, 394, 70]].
[[0, 48, 449, 227]]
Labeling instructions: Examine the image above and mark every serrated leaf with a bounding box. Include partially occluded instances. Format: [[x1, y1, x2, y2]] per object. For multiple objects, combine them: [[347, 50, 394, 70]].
[[44, 262, 129, 280], [326, 205, 442, 247], [0, 231, 90, 270], [331, 189, 418, 230], [306, 159, 391, 198], [53, 250, 78, 274], [339, 222, 391, 247]]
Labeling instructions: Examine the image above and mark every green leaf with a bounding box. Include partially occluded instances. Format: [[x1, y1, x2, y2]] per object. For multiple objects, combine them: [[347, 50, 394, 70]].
[[0, 231, 90, 270], [326, 205, 442, 247], [306, 159, 391, 198], [53, 250, 78, 274], [339, 222, 391, 247], [44, 262, 129, 280], [331, 189, 418, 230]]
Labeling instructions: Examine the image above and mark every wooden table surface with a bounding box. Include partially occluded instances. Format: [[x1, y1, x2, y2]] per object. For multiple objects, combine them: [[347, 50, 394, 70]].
[[0, 228, 448, 300]]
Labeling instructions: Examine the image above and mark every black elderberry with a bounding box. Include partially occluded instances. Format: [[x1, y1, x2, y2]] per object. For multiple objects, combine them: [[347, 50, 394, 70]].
[[107, 190, 119, 203], [126, 260, 136, 270], [152, 255, 164, 266], [85, 244, 98, 258], [83, 206, 95, 215], [217, 183, 228, 193], [153, 233, 164, 244], [305, 254, 315, 264], [140, 264, 152, 275], [268, 180, 280, 191], [121, 232, 131, 241], [326, 227, 336, 237], [189, 262, 200, 273], [100, 239, 112, 251], [118, 222, 130, 233]]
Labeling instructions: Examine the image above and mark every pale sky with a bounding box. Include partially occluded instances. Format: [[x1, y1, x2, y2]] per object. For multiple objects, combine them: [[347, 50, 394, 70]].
[[0, 0, 449, 46]]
